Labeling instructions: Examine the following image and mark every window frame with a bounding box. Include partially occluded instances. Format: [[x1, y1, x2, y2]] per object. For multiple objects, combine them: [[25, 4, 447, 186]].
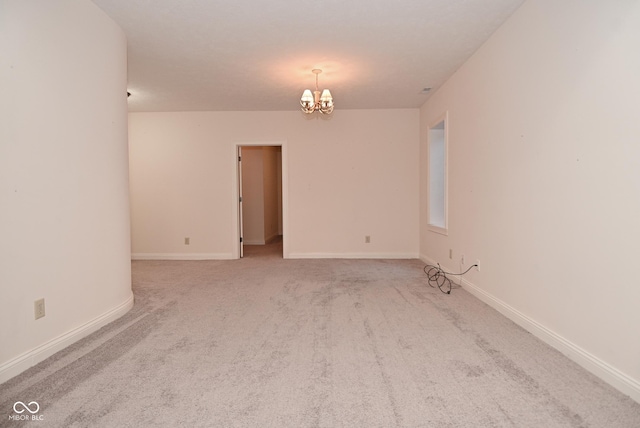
[[427, 112, 449, 235]]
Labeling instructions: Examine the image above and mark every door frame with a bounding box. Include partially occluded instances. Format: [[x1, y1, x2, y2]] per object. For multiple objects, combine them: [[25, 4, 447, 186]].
[[232, 141, 288, 259]]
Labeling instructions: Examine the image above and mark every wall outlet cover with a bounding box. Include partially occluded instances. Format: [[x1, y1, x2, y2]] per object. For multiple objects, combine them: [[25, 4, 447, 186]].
[[34, 298, 45, 320]]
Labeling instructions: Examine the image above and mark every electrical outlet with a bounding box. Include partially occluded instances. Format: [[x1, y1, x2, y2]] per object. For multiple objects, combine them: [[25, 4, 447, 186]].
[[475, 259, 481, 272], [461, 254, 465, 265], [34, 298, 45, 320], [365, 235, 371, 244], [449, 249, 453, 259], [185, 237, 190, 245]]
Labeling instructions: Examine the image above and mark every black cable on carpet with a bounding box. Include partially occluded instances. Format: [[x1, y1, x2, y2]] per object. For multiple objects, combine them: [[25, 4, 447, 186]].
[[423, 263, 477, 295]]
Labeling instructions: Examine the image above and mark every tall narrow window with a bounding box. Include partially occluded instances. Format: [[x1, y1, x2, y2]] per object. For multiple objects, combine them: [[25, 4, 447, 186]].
[[428, 114, 447, 234]]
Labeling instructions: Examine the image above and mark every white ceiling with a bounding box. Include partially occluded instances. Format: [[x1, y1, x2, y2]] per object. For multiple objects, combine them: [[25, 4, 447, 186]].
[[90, 0, 525, 112]]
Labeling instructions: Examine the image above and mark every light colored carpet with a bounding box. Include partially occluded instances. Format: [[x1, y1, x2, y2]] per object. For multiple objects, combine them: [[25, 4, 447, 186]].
[[2, 240, 639, 427]]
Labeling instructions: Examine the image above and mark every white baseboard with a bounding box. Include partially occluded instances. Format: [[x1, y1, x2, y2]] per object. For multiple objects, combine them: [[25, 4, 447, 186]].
[[243, 240, 265, 245], [131, 253, 233, 260], [244, 235, 280, 246], [0, 292, 134, 384], [265, 234, 280, 244], [420, 254, 640, 403], [288, 252, 418, 259]]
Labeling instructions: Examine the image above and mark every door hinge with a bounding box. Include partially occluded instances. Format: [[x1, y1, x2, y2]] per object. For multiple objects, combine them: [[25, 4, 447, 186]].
[[239, 196, 242, 202], [238, 155, 242, 161], [240, 237, 243, 243]]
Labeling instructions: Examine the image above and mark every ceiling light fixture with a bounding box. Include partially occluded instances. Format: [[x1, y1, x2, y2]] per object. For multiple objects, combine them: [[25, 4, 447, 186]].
[[300, 69, 334, 115]]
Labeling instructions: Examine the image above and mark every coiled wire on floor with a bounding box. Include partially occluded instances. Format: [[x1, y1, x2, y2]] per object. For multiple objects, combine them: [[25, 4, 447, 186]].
[[423, 263, 476, 295]]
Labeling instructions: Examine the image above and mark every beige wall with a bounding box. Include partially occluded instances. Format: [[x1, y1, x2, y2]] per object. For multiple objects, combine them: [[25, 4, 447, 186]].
[[0, 0, 132, 382], [263, 146, 281, 243], [420, 0, 640, 401], [129, 109, 420, 259], [241, 147, 266, 244]]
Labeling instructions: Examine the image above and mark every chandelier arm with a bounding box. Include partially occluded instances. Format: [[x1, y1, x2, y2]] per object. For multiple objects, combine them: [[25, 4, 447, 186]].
[[300, 101, 316, 113]]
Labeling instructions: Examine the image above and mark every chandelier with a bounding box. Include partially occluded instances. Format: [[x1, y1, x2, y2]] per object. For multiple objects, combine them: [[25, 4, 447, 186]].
[[300, 69, 334, 114]]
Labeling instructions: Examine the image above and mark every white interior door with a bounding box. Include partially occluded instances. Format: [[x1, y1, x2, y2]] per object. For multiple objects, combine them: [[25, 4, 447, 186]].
[[237, 146, 244, 258]]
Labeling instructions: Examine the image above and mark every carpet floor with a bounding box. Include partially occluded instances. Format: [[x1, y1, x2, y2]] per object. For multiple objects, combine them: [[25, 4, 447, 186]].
[[2, 240, 639, 427]]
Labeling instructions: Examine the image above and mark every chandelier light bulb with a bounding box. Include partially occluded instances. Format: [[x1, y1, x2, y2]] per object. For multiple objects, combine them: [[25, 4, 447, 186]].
[[301, 89, 314, 105]]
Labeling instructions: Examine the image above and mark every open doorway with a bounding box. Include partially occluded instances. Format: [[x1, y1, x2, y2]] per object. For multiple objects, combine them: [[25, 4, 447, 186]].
[[237, 145, 283, 258]]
